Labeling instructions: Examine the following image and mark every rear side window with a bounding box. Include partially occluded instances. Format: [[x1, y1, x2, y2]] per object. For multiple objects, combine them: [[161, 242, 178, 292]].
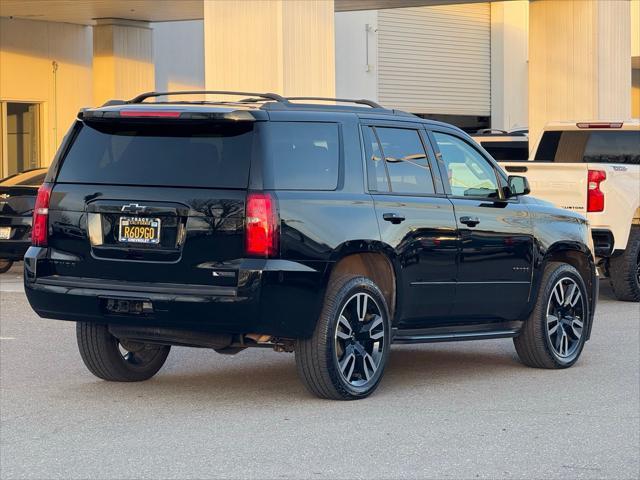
[[535, 130, 640, 164], [362, 126, 389, 192], [57, 121, 255, 188], [261, 122, 339, 190]]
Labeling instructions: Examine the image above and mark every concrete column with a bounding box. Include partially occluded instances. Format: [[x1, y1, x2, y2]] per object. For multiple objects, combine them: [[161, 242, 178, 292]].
[[93, 19, 154, 106], [632, 0, 639, 117], [490, 1, 529, 131], [529, 0, 631, 151], [203, 0, 335, 98]]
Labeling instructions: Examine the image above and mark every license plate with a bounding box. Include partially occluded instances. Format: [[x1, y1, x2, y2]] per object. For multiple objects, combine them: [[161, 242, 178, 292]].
[[0, 227, 11, 240], [118, 217, 161, 244]]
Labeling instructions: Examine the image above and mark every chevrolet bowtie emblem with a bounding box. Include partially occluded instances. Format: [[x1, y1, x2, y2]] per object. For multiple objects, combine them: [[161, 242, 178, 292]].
[[121, 203, 147, 214]]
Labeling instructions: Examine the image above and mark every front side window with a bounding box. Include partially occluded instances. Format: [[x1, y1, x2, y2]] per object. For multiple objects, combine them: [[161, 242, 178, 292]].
[[434, 132, 500, 198], [366, 127, 435, 195]]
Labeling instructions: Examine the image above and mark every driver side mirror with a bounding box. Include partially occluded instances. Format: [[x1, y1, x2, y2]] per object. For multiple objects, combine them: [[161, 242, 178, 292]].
[[507, 175, 530, 197]]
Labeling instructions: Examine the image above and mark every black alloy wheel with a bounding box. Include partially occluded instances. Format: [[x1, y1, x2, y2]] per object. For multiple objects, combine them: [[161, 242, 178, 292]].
[[514, 262, 589, 369], [334, 292, 386, 387], [545, 277, 585, 359], [295, 274, 391, 400]]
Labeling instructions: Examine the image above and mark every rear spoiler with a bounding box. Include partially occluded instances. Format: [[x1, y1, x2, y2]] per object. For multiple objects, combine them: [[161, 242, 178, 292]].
[[78, 109, 258, 122]]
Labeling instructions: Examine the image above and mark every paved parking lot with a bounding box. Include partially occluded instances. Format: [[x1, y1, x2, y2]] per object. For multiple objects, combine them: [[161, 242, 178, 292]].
[[1, 262, 638, 479]]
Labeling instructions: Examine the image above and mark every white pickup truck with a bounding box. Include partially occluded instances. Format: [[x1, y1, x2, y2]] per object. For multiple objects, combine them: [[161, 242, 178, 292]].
[[500, 120, 640, 302]]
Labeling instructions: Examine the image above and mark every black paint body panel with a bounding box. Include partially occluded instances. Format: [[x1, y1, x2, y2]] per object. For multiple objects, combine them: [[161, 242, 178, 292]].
[[24, 108, 597, 343]]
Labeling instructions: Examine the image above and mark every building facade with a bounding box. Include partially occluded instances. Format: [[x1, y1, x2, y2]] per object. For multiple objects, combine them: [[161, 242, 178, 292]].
[[1, 0, 638, 177], [335, 1, 529, 132]]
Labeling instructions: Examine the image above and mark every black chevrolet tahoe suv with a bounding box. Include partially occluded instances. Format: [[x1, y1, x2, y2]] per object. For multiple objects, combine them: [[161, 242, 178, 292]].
[[25, 91, 598, 400]]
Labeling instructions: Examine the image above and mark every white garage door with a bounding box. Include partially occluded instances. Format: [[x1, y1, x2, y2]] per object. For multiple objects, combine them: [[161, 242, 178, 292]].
[[377, 3, 491, 116]]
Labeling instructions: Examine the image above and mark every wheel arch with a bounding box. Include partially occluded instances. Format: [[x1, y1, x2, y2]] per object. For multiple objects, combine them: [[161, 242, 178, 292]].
[[542, 243, 595, 293], [326, 242, 398, 320]]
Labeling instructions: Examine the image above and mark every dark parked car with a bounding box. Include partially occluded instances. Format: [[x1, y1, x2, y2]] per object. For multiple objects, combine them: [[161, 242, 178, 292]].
[[0, 168, 47, 273], [25, 92, 597, 400], [471, 129, 529, 161]]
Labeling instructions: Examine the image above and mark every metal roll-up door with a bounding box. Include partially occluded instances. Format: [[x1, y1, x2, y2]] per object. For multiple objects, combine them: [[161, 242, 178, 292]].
[[377, 4, 491, 116]]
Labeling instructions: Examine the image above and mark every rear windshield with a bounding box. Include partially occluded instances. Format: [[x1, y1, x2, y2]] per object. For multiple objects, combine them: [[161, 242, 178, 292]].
[[57, 121, 255, 188], [534, 130, 640, 164], [260, 122, 340, 190]]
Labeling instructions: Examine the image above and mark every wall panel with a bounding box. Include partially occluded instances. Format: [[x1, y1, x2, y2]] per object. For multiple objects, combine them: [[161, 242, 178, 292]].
[[0, 17, 92, 169]]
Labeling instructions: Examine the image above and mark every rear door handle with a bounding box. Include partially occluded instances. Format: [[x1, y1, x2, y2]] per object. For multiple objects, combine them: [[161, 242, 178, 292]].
[[383, 212, 406, 224], [459, 216, 480, 227]]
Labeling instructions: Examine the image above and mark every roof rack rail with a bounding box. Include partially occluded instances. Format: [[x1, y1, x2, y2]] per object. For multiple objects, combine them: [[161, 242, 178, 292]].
[[127, 91, 289, 104], [285, 97, 383, 109]]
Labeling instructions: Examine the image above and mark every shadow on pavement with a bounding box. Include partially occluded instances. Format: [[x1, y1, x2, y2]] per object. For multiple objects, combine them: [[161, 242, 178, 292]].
[[4, 265, 614, 404], [61, 342, 526, 405]]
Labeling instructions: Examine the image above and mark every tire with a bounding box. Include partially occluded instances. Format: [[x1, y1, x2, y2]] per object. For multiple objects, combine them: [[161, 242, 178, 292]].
[[76, 322, 170, 382], [608, 226, 640, 302], [0, 260, 13, 274], [514, 262, 589, 369], [295, 274, 391, 400]]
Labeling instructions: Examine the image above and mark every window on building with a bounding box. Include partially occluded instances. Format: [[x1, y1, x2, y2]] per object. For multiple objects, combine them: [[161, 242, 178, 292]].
[[1, 102, 42, 178]]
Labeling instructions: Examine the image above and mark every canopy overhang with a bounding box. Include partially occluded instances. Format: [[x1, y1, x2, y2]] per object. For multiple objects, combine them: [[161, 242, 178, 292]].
[[0, 0, 487, 25]]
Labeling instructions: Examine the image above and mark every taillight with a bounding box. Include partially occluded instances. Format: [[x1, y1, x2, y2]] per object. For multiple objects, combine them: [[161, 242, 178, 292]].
[[32, 183, 52, 246], [576, 122, 623, 129], [245, 192, 278, 257], [587, 170, 606, 213]]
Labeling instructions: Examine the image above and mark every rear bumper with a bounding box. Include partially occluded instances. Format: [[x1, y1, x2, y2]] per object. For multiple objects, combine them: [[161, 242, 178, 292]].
[[24, 247, 328, 339], [591, 229, 614, 258]]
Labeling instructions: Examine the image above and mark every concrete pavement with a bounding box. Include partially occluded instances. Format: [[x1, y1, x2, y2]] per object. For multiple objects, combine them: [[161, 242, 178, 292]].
[[1, 262, 638, 479]]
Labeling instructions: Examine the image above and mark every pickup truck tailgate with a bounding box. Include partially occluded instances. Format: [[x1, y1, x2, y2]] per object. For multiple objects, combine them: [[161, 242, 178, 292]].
[[501, 162, 589, 214]]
